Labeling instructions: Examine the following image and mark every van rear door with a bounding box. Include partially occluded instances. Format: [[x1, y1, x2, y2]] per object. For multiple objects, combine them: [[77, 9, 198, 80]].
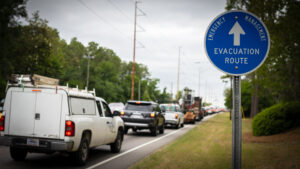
[[9, 90, 62, 139], [34, 93, 62, 139], [9, 92, 36, 136]]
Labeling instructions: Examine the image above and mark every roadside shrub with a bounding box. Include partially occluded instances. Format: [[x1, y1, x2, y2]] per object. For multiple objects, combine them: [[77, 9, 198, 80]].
[[252, 101, 300, 136]]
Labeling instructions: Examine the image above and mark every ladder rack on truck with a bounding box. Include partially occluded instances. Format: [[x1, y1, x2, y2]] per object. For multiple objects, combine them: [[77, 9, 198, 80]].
[[7, 74, 96, 96]]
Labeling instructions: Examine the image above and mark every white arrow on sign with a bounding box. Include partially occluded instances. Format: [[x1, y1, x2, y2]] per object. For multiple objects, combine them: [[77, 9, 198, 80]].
[[229, 21, 245, 46]]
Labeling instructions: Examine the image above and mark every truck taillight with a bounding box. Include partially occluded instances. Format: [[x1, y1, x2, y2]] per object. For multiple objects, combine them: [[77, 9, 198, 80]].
[[0, 116, 5, 131], [65, 120, 75, 136]]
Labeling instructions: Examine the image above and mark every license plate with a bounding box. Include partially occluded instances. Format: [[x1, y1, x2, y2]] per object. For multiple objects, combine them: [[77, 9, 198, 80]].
[[27, 138, 39, 146], [131, 115, 142, 119]]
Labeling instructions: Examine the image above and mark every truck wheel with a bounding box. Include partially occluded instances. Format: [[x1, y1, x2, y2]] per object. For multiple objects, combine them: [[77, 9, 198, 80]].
[[74, 137, 89, 166], [175, 124, 179, 129], [159, 124, 164, 134], [10, 147, 27, 161], [181, 122, 184, 128], [151, 125, 158, 136], [192, 118, 196, 124], [111, 130, 123, 153]]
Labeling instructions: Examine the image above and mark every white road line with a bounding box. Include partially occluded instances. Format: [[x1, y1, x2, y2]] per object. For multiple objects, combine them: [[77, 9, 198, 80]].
[[86, 125, 192, 169]]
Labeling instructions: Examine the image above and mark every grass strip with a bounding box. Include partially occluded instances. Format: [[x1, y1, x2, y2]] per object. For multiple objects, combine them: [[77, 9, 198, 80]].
[[129, 112, 300, 169]]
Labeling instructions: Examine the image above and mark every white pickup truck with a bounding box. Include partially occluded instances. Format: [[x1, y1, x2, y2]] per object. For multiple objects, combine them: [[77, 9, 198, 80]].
[[0, 77, 124, 165]]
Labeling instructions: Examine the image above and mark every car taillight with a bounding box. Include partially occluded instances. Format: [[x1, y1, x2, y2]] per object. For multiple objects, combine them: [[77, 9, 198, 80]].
[[65, 120, 75, 136], [0, 115, 5, 131], [150, 113, 155, 118], [175, 113, 178, 119]]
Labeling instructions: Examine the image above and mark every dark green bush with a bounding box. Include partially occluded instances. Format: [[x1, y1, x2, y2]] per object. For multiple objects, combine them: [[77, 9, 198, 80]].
[[252, 101, 300, 136]]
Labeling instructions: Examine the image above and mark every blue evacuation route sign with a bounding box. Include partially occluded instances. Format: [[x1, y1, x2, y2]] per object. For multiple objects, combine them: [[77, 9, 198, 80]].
[[204, 10, 270, 75]]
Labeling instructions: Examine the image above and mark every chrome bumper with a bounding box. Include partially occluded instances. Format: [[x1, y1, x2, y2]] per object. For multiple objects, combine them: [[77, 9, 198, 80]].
[[124, 122, 149, 127], [0, 136, 73, 151]]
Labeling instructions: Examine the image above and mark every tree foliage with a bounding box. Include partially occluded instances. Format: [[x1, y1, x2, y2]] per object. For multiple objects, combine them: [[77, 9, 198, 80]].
[[0, 1, 172, 104], [225, 0, 300, 115]]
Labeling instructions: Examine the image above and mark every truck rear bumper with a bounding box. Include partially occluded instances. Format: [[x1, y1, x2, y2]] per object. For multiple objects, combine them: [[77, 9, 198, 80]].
[[0, 136, 74, 151], [125, 122, 149, 127]]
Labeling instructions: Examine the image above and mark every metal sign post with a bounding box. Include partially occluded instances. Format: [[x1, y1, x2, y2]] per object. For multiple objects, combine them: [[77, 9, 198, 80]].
[[232, 76, 241, 169], [204, 10, 270, 169]]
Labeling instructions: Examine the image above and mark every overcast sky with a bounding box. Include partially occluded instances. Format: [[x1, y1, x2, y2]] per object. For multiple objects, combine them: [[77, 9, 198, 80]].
[[26, 0, 229, 106]]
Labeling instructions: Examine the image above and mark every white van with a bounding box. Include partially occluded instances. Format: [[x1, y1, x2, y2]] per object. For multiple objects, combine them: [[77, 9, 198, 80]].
[[0, 75, 124, 165]]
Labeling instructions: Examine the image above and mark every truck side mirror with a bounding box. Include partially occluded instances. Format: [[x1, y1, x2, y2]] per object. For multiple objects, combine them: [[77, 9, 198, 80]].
[[113, 110, 121, 116]]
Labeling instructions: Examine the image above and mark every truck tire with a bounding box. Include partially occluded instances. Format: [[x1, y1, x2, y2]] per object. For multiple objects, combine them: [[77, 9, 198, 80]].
[[111, 130, 123, 153], [181, 122, 184, 128], [159, 124, 164, 134], [196, 115, 201, 121], [151, 125, 158, 136], [175, 124, 179, 129], [74, 137, 89, 166], [10, 147, 27, 161]]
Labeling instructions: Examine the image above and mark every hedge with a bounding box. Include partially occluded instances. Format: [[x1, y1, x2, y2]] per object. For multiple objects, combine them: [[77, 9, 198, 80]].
[[252, 101, 300, 136]]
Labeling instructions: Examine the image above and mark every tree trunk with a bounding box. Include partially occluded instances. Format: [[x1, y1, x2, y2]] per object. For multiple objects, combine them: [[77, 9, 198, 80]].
[[250, 73, 259, 118]]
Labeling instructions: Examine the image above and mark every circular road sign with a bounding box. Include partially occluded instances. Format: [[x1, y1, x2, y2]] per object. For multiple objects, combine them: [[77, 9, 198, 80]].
[[204, 10, 270, 75]]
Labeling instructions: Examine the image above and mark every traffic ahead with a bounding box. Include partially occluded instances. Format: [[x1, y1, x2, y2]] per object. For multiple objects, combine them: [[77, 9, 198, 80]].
[[0, 75, 224, 167]]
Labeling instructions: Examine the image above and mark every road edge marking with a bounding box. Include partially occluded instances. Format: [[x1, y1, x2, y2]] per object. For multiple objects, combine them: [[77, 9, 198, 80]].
[[86, 126, 191, 169]]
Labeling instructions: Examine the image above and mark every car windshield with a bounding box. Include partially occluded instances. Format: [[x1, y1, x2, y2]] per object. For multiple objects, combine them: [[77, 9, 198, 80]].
[[109, 103, 124, 109], [160, 105, 179, 112], [109, 103, 123, 107], [125, 103, 152, 112]]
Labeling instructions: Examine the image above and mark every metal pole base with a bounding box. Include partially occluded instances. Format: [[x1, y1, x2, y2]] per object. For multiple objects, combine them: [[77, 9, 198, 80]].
[[232, 76, 242, 169]]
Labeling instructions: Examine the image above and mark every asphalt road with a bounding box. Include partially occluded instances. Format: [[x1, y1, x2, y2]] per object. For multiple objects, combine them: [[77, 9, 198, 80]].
[[0, 114, 217, 169]]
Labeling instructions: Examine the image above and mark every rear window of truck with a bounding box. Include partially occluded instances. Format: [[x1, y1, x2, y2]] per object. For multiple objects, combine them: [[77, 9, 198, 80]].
[[124, 103, 152, 112], [70, 97, 96, 115]]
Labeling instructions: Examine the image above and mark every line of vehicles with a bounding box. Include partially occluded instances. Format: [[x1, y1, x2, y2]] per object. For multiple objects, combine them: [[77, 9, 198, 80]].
[[0, 74, 225, 166]]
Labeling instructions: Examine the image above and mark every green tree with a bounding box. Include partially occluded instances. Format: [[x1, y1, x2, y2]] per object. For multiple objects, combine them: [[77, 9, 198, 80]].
[[60, 37, 87, 88], [226, 0, 300, 117], [0, 0, 27, 98]]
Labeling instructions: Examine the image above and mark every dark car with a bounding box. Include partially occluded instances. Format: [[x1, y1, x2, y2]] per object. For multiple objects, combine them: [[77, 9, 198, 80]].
[[119, 100, 165, 136]]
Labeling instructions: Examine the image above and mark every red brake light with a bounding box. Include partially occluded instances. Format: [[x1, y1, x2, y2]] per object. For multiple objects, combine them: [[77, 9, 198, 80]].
[[65, 120, 75, 136], [0, 116, 5, 131]]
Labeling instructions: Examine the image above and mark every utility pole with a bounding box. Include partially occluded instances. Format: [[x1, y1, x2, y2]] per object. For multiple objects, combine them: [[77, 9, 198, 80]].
[[138, 80, 141, 101], [176, 47, 181, 102], [170, 82, 173, 102], [130, 1, 145, 100], [131, 0, 138, 100], [204, 80, 207, 104], [198, 67, 201, 97], [84, 53, 94, 89]]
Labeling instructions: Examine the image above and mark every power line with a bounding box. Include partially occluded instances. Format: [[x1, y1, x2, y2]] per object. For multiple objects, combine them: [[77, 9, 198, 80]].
[[106, 0, 133, 23], [77, 0, 132, 41], [78, 0, 154, 63]]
